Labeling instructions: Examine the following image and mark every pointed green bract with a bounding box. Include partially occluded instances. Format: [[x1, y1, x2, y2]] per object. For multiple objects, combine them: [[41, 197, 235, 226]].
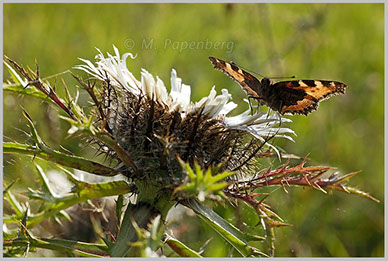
[[182, 198, 267, 257]]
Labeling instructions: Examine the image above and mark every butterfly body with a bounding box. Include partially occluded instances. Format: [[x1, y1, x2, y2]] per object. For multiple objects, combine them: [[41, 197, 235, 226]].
[[209, 57, 347, 115]]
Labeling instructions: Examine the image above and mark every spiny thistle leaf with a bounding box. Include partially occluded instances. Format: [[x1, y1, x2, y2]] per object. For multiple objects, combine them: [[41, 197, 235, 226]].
[[5, 57, 78, 121], [115, 194, 125, 227], [127, 215, 165, 257], [4, 84, 53, 102], [110, 202, 160, 257], [173, 160, 234, 201], [3, 142, 119, 177], [181, 198, 267, 257], [229, 159, 377, 202], [4, 167, 135, 228], [163, 233, 203, 257], [4, 59, 28, 86], [3, 189, 25, 219], [33, 164, 59, 198], [4, 231, 109, 257], [3, 179, 19, 195], [328, 184, 380, 202]]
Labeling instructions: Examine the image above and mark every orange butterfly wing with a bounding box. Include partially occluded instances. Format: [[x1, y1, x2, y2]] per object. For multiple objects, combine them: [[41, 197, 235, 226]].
[[273, 80, 347, 115]]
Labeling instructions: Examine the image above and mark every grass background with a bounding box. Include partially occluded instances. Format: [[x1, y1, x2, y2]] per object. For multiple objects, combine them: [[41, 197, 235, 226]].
[[3, 3, 384, 257]]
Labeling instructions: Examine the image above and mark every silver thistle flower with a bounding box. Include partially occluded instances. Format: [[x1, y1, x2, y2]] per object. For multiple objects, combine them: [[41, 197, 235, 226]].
[[75, 46, 294, 184]]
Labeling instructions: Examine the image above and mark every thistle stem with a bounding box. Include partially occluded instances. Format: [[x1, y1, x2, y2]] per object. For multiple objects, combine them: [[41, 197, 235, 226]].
[[109, 202, 159, 257]]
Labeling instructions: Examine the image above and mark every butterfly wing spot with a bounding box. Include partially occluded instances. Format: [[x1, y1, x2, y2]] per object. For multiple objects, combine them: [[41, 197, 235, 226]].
[[230, 63, 240, 72], [314, 80, 323, 87], [298, 80, 310, 87]]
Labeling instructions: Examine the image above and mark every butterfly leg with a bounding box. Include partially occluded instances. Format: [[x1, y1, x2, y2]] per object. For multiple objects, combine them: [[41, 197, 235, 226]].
[[266, 108, 272, 119], [275, 100, 283, 126], [265, 96, 275, 120], [247, 96, 254, 115], [277, 111, 282, 126], [248, 96, 267, 115]]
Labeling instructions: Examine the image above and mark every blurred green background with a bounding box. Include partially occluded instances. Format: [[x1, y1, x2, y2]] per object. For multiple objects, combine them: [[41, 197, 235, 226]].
[[3, 3, 384, 257]]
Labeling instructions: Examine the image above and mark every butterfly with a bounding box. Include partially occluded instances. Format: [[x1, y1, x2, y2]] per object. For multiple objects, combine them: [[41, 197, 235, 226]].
[[209, 57, 347, 115]]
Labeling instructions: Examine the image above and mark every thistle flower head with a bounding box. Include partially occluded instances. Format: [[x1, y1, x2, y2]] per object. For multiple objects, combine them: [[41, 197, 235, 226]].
[[75, 46, 294, 185]]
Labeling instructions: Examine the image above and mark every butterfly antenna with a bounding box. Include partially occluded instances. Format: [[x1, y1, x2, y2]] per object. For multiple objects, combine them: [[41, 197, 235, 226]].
[[230, 60, 296, 80], [268, 75, 296, 80], [230, 61, 266, 78]]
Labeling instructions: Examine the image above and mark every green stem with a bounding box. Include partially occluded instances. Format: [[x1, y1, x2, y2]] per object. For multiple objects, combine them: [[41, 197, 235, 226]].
[[4, 142, 118, 176], [110, 182, 176, 257], [109, 202, 159, 257]]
